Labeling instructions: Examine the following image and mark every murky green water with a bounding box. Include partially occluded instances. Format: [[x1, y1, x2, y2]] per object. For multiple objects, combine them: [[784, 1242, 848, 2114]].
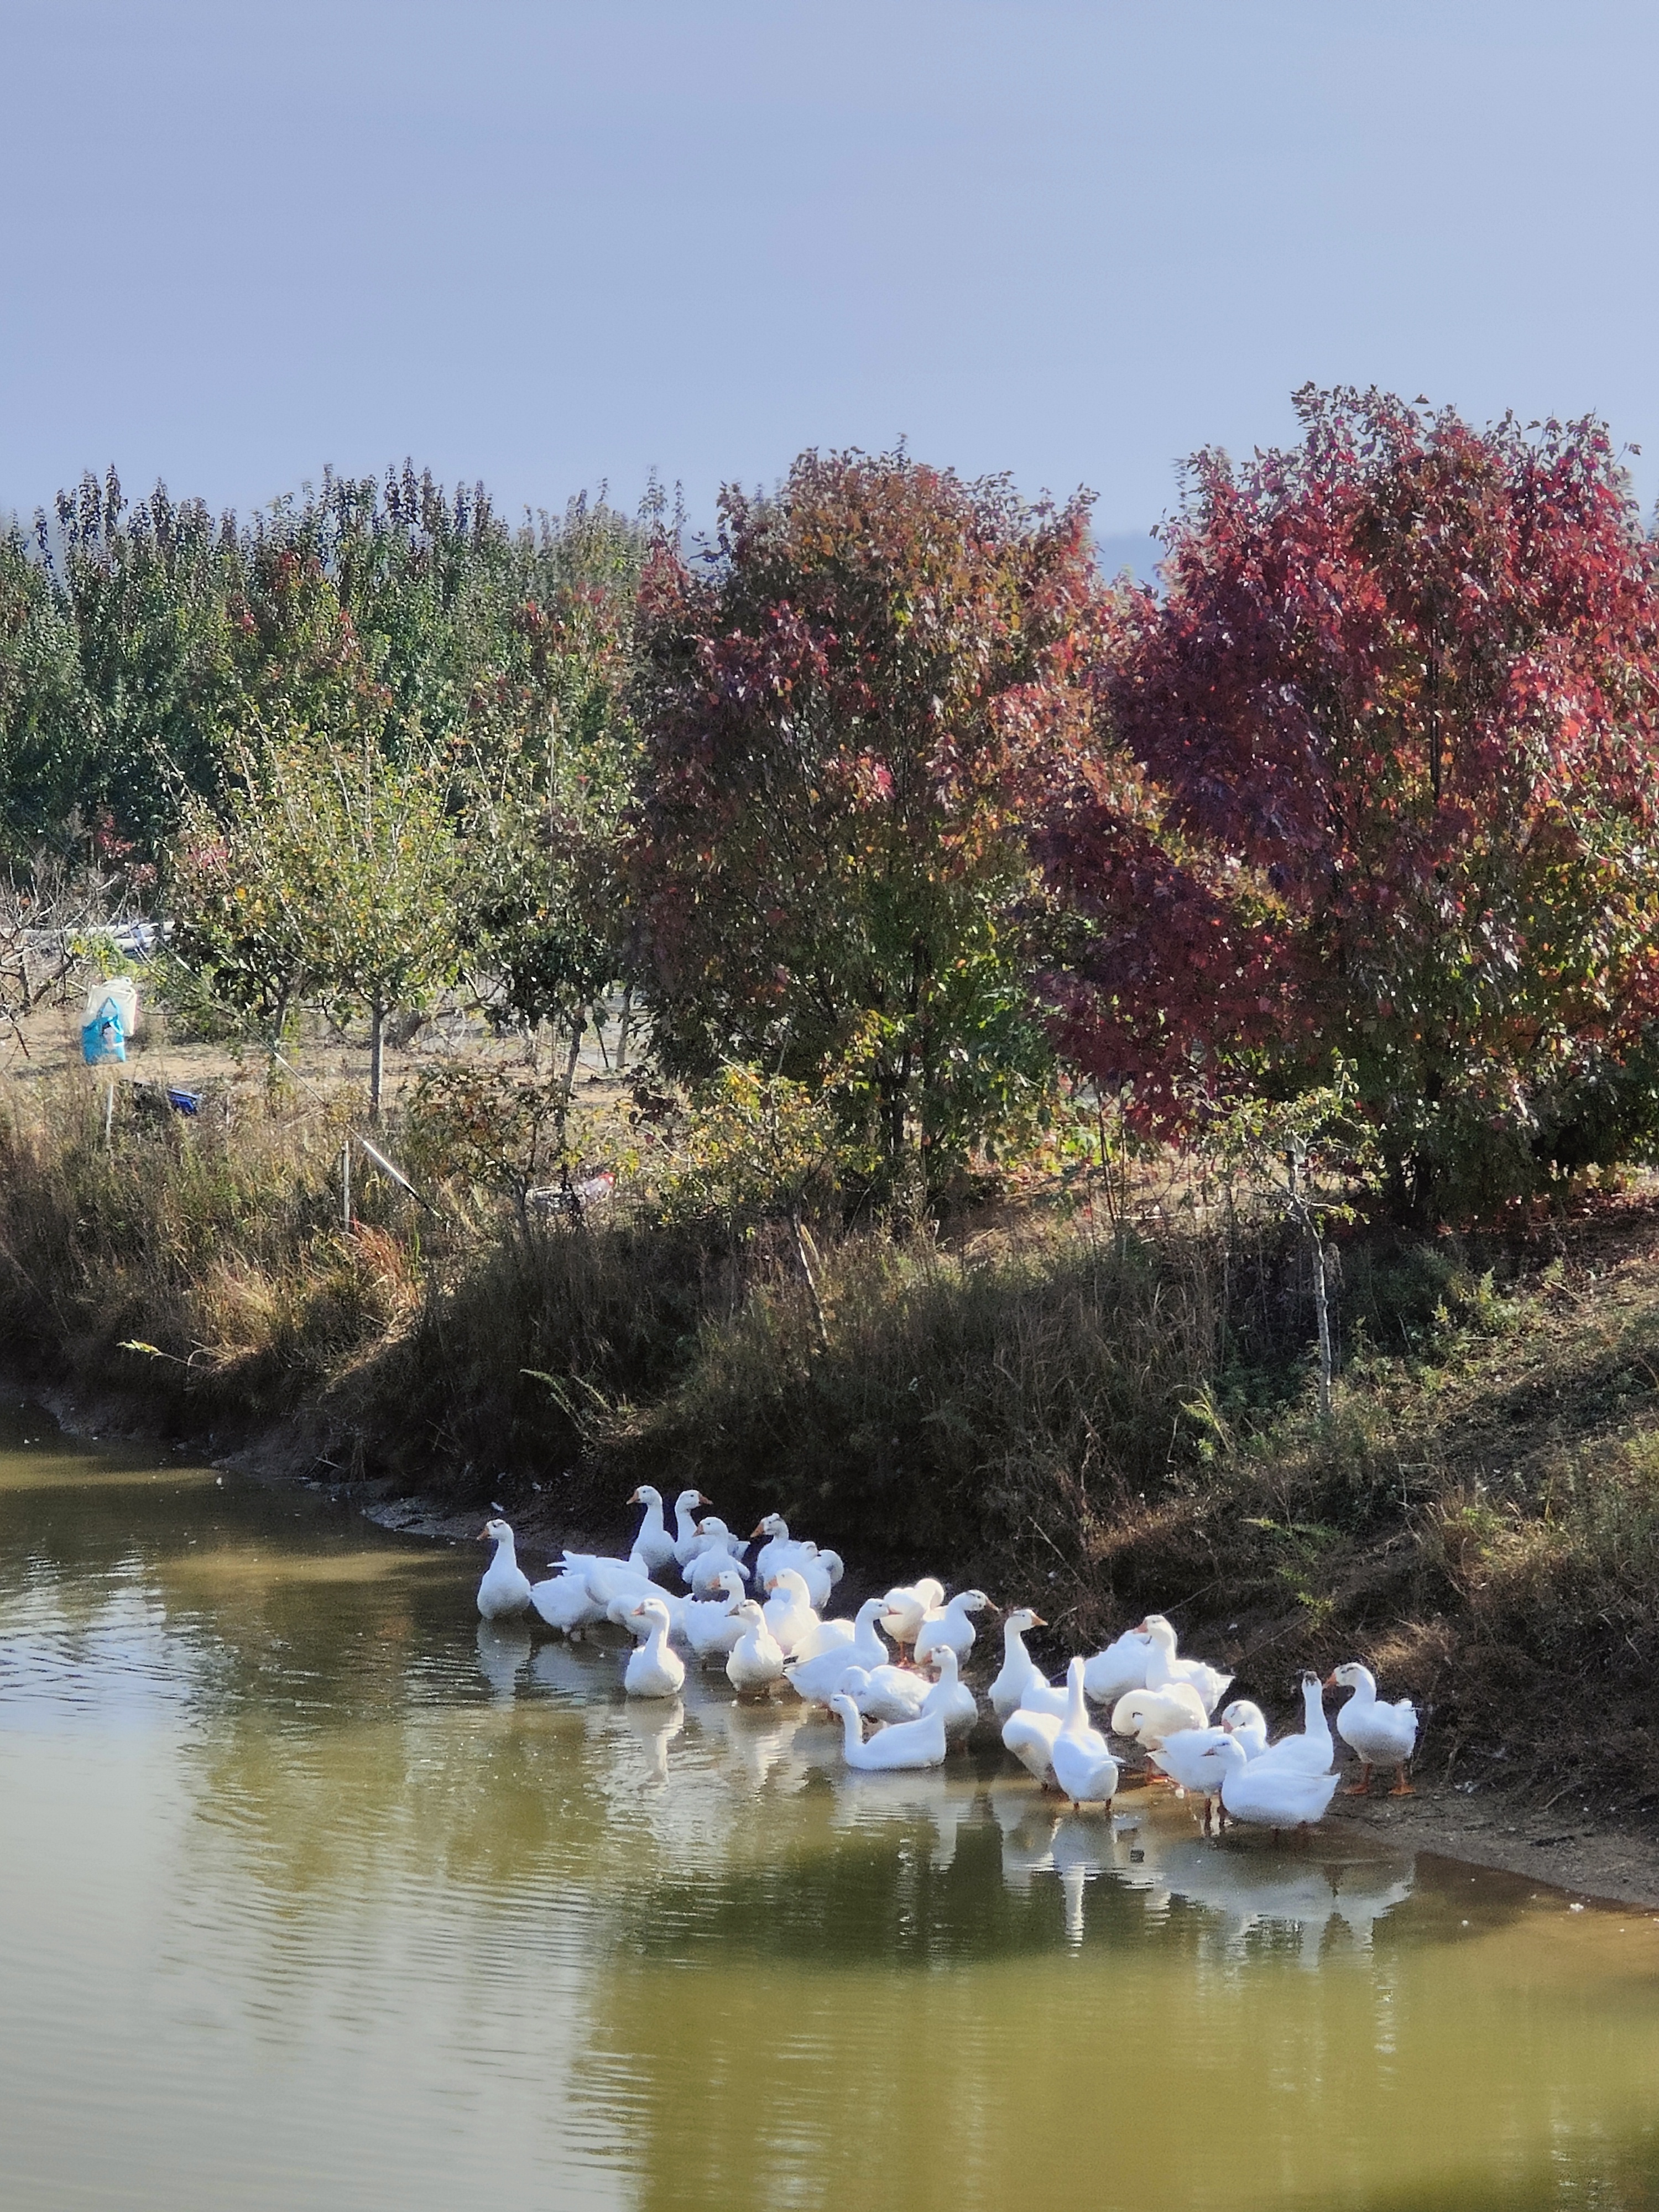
[[3, 1404, 1658, 2211]]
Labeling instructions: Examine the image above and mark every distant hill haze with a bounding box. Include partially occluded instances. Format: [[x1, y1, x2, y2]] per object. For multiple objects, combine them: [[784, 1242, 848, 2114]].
[[1094, 529, 1160, 583]]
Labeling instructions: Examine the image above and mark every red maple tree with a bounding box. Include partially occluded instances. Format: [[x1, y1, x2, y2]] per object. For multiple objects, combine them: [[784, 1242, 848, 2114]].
[[1040, 387, 1659, 1213]]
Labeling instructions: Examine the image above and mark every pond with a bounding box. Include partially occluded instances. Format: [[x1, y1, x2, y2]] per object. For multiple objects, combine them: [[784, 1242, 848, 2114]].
[[2, 1402, 1657, 2211]]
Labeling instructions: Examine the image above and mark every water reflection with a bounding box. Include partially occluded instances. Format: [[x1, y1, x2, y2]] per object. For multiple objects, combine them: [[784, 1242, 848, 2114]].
[[5, 1406, 1659, 2212]]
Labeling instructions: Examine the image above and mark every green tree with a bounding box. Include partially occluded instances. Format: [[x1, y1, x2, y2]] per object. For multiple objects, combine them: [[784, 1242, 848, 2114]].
[[0, 526, 90, 855], [170, 708, 461, 1115], [45, 472, 245, 849], [460, 582, 641, 1084], [8, 463, 649, 869]]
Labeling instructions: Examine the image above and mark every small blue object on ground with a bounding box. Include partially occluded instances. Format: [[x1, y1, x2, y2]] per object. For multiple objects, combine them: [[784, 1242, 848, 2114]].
[[166, 1091, 201, 1116]]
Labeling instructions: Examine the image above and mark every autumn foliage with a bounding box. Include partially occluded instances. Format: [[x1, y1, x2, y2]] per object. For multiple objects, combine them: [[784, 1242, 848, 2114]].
[[629, 448, 1102, 1189], [11, 405, 1659, 1221], [1040, 387, 1659, 1212]]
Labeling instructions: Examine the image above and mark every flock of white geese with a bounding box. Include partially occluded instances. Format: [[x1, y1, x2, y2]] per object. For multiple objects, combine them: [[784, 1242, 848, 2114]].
[[475, 1484, 1419, 1837]]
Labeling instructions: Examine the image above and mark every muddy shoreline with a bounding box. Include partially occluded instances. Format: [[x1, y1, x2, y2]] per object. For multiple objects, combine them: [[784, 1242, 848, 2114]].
[[14, 1370, 1659, 1913]]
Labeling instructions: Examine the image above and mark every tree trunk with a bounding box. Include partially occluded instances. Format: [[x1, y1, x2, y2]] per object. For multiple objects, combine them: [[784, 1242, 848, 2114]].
[[369, 998, 385, 1121], [1287, 1141, 1334, 1416], [790, 1206, 830, 1353], [1310, 1227, 1334, 1419], [556, 1019, 585, 1138]]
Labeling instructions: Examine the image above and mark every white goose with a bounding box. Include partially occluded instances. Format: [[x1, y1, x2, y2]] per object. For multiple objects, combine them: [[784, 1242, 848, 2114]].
[[1328, 1663, 1418, 1793], [725, 1601, 787, 1697], [1139, 1614, 1232, 1716], [1002, 1695, 1065, 1788], [792, 1596, 891, 1668], [1147, 1725, 1237, 1833], [626, 1485, 678, 1578], [567, 1551, 658, 1612], [751, 1515, 815, 1586], [919, 1646, 978, 1745], [795, 1547, 846, 1611], [669, 1488, 714, 1568], [1051, 1657, 1120, 1809], [784, 1601, 891, 1703], [761, 1568, 822, 1658], [1081, 1625, 1154, 1707], [1110, 1681, 1208, 1750], [878, 1578, 946, 1665], [682, 1568, 750, 1662], [1213, 1733, 1339, 1834], [685, 1521, 750, 1593], [528, 1563, 607, 1636], [623, 1598, 687, 1699], [836, 1662, 930, 1726], [477, 1519, 533, 1620], [830, 1692, 947, 1773], [989, 1607, 1053, 1720], [606, 1587, 686, 1640], [1219, 1699, 1270, 1758], [914, 1589, 993, 1669], [1254, 1672, 1334, 1776]]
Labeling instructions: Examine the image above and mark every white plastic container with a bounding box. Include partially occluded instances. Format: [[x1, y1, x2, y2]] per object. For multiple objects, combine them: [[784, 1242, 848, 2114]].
[[84, 975, 139, 1039]]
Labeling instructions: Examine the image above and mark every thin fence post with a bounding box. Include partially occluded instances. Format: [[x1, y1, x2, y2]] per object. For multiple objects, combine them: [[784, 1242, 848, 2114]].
[[341, 1137, 352, 1233]]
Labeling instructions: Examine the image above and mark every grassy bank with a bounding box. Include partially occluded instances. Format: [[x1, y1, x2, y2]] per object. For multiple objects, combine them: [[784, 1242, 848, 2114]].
[[4, 1068, 1658, 1808]]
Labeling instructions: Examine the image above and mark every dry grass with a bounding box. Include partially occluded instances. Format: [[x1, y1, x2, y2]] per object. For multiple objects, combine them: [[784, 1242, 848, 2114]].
[[0, 1070, 420, 1420]]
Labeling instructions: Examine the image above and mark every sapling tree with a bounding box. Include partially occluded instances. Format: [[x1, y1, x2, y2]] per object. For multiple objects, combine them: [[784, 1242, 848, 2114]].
[[404, 1062, 587, 1240], [170, 707, 460, 1113], [1202, 1079, 1378, 1418]]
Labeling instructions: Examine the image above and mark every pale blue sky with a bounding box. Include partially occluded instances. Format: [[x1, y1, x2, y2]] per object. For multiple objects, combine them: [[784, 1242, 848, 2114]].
[[2, 0, 1655, 546]]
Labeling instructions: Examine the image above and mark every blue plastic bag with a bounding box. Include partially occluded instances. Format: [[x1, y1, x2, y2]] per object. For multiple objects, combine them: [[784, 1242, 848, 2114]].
[[81, 995, 126, 1066]]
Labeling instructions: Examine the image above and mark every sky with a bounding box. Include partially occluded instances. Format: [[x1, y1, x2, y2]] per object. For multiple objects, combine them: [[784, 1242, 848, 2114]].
[[2, 0, 1657, 555]]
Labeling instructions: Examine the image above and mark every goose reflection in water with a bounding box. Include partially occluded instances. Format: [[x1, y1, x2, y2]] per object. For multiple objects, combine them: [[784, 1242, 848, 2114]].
[[997, 1792, 1416, 1960], [611, 1695, 685, 1786], [719, 1695, 807, 1790], [473, 1618, 531, 1701], [526, 1635, 609, 1700], [825, 1766, 979, 1871]]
